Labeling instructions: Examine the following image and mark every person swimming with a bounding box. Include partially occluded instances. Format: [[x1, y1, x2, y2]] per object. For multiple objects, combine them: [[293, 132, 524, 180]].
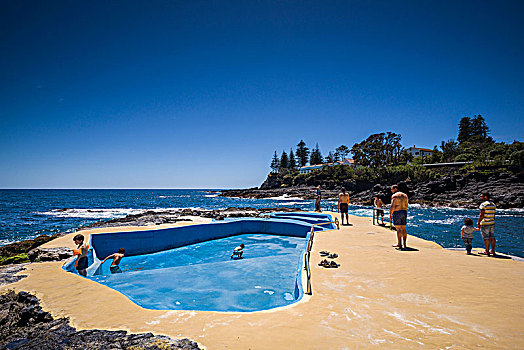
[[230, 243, 245, 259], [101, 248, 125, 273]]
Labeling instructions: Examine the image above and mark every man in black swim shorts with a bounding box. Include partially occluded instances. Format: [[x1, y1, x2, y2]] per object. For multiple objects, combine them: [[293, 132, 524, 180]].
[[390, 185, 409, 249], [338, 187, 350, 225]]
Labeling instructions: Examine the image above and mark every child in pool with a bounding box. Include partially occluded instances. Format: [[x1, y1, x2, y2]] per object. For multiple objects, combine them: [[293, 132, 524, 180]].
[[101, 248, 126, 273], [461, 218, 479, 255], [230, 244, 245, 259], [73, 234, 89, 276]]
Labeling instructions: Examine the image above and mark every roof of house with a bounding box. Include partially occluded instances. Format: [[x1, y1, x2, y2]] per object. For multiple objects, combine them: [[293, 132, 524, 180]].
[[408, 146, 434, 152]]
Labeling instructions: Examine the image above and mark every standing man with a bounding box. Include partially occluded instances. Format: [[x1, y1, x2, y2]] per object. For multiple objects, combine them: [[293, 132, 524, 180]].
[[390, 185, 409, 250], [374, 196, 385, 225], [338, 187, 350, 225], [314, 185, 322, 212], [478, 192, 496, 256]]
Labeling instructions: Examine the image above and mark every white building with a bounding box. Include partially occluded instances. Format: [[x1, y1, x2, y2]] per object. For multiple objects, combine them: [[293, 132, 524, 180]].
[[299, 158, 356, 174], [406, 146, 434, 158]]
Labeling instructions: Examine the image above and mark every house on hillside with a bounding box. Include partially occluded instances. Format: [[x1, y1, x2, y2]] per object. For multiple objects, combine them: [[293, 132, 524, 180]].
[[406, 145, 435, 158], [299, 158, 356, 174]]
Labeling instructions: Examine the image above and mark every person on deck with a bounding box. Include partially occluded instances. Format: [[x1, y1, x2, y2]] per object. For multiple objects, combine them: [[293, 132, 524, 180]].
[[390, 185, 409, 250], [374, 196, 386, 225], [73, 234, 89, 277], [338, 188, 350, 225], [478, 192, 496, 257], [315, 185, 322, 212]]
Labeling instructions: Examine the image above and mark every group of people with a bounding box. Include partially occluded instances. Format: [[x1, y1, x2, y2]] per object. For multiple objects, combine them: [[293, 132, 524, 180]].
[[332, 184, 497, 255]]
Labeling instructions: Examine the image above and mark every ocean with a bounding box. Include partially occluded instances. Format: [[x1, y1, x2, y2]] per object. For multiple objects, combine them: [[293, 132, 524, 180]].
[[1, 189, 523, 258]]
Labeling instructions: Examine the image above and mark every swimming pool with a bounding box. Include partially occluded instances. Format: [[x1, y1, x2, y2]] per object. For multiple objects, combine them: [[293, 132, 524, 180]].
[[63, 213, 336, 312]]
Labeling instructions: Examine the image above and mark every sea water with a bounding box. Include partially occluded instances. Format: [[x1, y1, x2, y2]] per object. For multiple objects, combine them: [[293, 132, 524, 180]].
[[1, 189, 523, 258]]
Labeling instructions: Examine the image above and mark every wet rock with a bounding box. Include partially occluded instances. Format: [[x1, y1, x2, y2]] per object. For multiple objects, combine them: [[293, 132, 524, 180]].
[[27, 247, 73, 262], [0, 290, 201, 350], [0, 264, 29, 286], [80, 207, 303, 229]]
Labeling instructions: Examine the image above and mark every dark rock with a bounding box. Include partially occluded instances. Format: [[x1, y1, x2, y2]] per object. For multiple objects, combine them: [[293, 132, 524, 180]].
[[28, 247, 73, 262], [0, 234, 62, 263], [0, 264, 29, 286], [222, 170, 524, 209], [0, 290, 201, 350]]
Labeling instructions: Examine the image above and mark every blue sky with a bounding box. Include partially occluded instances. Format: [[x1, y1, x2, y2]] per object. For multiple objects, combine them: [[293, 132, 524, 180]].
[[1, 0, 523, 189]]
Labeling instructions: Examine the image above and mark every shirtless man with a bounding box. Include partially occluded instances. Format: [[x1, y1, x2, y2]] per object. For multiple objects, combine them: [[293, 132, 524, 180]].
[[338, 188, 350, 225], [390, 185, 409, 249], [101, 248, 125, 273], [374, 196, 385, 225]]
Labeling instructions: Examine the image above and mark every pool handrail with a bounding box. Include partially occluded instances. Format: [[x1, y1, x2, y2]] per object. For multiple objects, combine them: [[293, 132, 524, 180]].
[[304, 219, 340, 295]]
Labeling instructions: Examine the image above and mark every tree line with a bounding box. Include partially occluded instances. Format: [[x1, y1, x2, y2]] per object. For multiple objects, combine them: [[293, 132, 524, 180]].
[[269, 115, 523, 174], [270, 141, 350, 173]]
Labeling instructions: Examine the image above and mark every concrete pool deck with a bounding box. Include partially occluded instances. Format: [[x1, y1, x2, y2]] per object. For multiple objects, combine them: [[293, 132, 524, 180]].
[[2, 213, 523, 349]]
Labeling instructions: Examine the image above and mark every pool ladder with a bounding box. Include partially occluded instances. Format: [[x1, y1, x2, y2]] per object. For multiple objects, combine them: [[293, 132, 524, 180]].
[[304, 219, 340, 295]]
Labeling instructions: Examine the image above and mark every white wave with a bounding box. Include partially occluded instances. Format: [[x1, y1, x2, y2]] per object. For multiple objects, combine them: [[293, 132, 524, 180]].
[[274, 201, 309, 206], [423, 217, 462, 225], [204, 194, 219, 198], [35, 208, 145, 219], [267, 194, 307, 201]]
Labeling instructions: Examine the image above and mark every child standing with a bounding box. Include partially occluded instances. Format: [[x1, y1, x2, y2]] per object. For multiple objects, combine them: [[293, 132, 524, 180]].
[[73, 234, 89, 276], [461, 218, 479, 255]]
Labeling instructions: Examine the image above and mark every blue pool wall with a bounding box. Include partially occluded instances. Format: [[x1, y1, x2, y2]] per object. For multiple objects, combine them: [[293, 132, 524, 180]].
[[88, 217, 329, 259]]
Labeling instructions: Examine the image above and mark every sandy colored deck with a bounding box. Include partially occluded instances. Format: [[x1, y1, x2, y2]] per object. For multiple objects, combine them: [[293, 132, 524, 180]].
[[2, 213, 523, 349]]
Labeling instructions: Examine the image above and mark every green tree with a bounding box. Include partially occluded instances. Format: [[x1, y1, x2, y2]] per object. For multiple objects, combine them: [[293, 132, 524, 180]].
[[288, 149, 297, 170], [310, 143, 324, 165], [279, 150, 289, 170], [296, 140, 310, 167], [325, 151, 335, 163], [334, 145, 350, 161], [471, 114, 490, 139], [350, 132, 403, 167], [270, 151, 280, 173], [457, 116, 472, 143], [440, 139, 459, 162], [430, 145, 442, 163]]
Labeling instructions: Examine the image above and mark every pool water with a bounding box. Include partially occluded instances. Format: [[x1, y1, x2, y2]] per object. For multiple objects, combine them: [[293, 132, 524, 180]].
[[91, 233, 307, 311]]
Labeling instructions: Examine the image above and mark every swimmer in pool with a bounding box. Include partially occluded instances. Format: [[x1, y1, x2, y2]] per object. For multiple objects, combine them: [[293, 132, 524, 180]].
[[230, 244, 245, 259], [101, 248, 125, 273]]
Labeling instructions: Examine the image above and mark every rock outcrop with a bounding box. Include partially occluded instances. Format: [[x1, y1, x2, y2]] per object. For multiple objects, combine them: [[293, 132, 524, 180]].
[[0, 290, 201, 350], [221, 171, 524, 209], [79, 207, 303, 229], [0, 234, 62, 266]]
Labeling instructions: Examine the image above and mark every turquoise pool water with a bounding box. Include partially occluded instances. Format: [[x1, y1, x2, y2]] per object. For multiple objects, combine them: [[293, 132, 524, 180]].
[[92, 233, 307, 311]]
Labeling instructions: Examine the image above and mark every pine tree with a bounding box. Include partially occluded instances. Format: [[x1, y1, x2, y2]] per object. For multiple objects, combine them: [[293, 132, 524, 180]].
[[296, 140, 310, 167], [279, 151, 289, 170], [471, 114, 490, 139], [270, 151, 280, 173], [326, 151, 335, 163], [309, 143, 324, 165], [288, 149, 297, 170], [334, 145, 350, 161], [457, 116, 472, 143]]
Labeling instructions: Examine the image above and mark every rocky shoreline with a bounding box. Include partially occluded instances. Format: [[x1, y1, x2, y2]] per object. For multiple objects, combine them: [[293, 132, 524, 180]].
[[220, 171, 524, 209], [77, 206, 302, 230], [0, 290, 200, 350]]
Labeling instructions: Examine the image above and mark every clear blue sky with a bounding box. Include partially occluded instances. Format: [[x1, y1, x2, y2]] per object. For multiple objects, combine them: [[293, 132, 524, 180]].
[[1, 0, 523, 189]]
